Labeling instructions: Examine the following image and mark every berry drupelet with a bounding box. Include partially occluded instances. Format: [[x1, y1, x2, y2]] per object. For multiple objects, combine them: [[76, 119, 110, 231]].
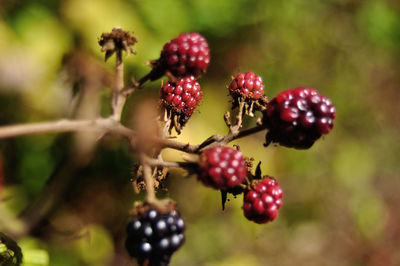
[[159, 32, 210, 78], [198, 146, 247, 190], [263, 87, 336, 149], [125, 207, 185, 266], [160, 76, 202, 133], [243, 177, 283, 224]]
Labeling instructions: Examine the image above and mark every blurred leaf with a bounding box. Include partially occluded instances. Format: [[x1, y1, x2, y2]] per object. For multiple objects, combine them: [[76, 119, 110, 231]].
[[134, 0, 190, 37], [1, 186, 29, 215], [16, 136, 56, 197], [10, 4, 71, 68], [187, 0, 258, 35], [350, 192, 386, 239], [204, 253, 261, 266], [357, 0, 400, 50], [332, 140, 375, 189], [75, 224, 113, 266], [21, 249, 49, 266]]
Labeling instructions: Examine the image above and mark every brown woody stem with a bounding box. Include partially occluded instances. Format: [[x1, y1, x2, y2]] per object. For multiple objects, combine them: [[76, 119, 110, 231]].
[[143, 156, 196, 168], [0, 118, 133, 139], [111, 50, 125, 121], [140, 153, 156, 203]]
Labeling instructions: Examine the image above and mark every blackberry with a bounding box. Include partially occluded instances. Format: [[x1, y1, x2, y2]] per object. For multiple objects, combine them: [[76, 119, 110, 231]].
[[160, 76, 202, 133], [228, 72, 267, 115], [125, 207, 185, 266], [243, 176, 283, 224], [159, 32, 210, 78], [198, 146, 247, 190], [229, 72, 265, 101], [263, 87, 336, 149]]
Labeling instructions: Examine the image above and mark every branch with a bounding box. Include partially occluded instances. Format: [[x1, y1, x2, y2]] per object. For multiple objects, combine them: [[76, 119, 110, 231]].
[[149, 123, 268, 154], [110, 50, 125, 121], [235, 124, 267, 139], [0, 118, 135, 139], [150, 137, 199, 153], [139, 153, 156, 203], [121, 71, 153, 96], [194, 101, 263, 151], [143, 156, 196, 169], [0, 116, 267, 157]]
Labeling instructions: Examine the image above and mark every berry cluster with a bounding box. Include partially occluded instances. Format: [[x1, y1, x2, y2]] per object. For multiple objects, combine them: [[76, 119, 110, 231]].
[[160, 32, 210, 78], [263, 87, 336, 149], [160, 76, 203, 133], [112, 29, 336, 264], [229, 72, 265, 101], [198, 146, 247, 190], [243, 177, 283, 224], [125, 207, 185, 266]]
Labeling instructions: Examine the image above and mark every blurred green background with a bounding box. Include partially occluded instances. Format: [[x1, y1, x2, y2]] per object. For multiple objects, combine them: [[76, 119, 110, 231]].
[[1, 0, 400, 265]]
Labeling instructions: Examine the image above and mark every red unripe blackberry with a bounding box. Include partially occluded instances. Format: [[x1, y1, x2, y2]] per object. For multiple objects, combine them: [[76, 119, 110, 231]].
[[263, 87, 336, 149], [243, 177, 283, 224], [160, 76, 202, 132], [125, 208, 185, 266], [198, 146, 247, 190], [229, 72, 265, 101], [160, 32, 210, 78]]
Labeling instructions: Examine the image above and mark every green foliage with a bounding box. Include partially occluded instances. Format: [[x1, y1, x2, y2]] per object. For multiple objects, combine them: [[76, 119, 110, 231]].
[[357, 0, 400, 50]]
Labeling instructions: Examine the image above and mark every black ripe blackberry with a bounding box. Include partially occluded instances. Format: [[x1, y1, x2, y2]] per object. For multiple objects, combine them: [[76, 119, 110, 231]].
[[125, 207, 185, 266]]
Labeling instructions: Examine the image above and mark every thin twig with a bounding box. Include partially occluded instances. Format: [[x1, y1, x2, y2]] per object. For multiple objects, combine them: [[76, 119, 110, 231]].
[[143, 156, 195, 169], [121, 71, 153, 96], [235, 124, 267, 139], [111, 50, 125, 121], [139, 153, 156, 203], [156, 119, 171, 159], [0, 118, 111, 139], [150, 137, 199, 153], [148, 123, 268, 154], [194, 101, 248, 151], [230, 101, 246, 133]]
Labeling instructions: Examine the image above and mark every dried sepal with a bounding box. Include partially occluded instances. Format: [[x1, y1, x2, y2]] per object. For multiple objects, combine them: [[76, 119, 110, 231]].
[[231, 95, 268, 117]]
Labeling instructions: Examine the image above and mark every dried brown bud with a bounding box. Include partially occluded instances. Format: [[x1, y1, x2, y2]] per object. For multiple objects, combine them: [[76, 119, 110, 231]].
[[98, 27, 137, 61]]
